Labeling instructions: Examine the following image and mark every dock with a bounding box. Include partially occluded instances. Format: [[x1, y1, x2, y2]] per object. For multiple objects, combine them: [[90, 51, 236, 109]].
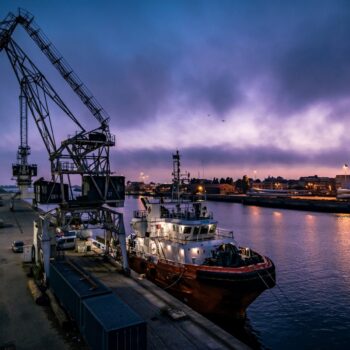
[[195, 194, 350, 213], [0, 194, 250, 350]]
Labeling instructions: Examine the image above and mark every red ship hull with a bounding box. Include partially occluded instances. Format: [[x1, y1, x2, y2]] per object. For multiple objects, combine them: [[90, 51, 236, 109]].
[[128, 254, 276, 320]]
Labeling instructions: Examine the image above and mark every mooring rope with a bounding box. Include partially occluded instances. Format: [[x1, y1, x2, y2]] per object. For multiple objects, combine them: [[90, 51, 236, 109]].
[[257, 271, 286, 309], [265, 269, 295, 307], [163, 267, 186, 290]]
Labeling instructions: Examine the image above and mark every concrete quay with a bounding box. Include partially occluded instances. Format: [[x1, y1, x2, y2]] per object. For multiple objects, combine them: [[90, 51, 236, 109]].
[[202, 194, 350, 214], [132, 192, 350, 213], [0, 193, 250, 350], [68, 253, 250, 350], [0, 194, 68, 350]]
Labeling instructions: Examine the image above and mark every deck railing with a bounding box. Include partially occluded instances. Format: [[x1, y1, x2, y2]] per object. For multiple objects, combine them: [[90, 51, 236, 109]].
[[133, 209, 213, 221], [215, 228, 235, 239]]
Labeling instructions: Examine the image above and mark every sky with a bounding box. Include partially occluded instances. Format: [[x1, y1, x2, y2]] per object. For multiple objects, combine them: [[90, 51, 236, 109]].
[[1, 0, 350, 184]]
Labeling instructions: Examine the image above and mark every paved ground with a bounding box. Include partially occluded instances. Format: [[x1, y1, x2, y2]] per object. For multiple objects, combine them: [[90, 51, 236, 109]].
[[0, 193, 250, 350], [0, 194, 69, 350], [71, 254, 250, 350]]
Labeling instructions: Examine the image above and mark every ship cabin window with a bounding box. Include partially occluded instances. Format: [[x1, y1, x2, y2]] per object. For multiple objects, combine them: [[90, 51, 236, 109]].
[[183, 226, 192, 234], [200, 226, 208, 234], [193, 226, 200, 235], [209, 225, 216, 234]]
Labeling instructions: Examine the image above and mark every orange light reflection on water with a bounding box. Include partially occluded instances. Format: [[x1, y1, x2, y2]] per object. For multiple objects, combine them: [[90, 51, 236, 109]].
[[305, 214, 316, 234], [333, 213, 350, 289]]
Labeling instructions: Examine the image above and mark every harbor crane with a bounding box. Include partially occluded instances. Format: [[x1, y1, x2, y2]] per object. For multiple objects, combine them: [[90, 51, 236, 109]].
[[12, 84, 37, 196], [0, 8, 129, 276]]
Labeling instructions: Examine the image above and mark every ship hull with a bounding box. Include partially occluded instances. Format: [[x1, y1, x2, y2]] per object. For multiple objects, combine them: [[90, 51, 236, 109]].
[[128, 254, 275, 320]]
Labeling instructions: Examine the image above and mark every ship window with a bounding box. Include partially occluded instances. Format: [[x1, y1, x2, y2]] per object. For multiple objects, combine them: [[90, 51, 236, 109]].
[[200, 226, 208, 234], [183, 226, 192, 234], [193, 226, 200, 235], [209, 225, 216, 233]]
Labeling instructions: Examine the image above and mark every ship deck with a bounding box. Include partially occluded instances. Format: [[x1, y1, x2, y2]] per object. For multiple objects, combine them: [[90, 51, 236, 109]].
[[0, 193, 250, 350]]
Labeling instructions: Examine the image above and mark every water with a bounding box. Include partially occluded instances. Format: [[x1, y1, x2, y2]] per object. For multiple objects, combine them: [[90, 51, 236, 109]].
[[123, 196, 350, 349]]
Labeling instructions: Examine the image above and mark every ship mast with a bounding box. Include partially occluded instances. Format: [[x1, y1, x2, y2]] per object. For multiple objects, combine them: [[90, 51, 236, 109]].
[[172, 150, 181, 202]]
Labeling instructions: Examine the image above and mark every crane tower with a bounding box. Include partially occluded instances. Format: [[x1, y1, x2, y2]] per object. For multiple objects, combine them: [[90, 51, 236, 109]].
[[12, 83, 37, 196]]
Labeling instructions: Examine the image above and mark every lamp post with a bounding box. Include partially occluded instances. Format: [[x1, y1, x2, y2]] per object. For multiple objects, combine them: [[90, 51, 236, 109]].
[[343, 164, 349, 188]]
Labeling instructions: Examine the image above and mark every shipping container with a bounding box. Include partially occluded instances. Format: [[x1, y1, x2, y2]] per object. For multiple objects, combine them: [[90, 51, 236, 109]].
[[49, 259, 111, 324], [81, 294, 147, 350]]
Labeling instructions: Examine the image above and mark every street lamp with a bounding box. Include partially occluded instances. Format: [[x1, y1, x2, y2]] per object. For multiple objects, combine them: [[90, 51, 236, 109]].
[[343, 164, 349, 187]]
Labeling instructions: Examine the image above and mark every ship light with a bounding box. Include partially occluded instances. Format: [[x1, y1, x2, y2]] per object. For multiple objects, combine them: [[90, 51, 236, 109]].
[[179, 248, 184, 257], [191, 247, 199, 254], [167, 244, 172, 252]]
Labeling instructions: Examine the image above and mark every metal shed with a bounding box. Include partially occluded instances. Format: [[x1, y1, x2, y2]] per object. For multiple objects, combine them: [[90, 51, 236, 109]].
[[81, 293, 147, 350], [50, 259, 111, 324]]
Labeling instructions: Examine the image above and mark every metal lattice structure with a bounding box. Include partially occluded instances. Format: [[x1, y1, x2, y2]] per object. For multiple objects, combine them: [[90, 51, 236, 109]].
[[0, 8, 128, 273], [0, 8, 123, 207], [12, 82, 38, 188]]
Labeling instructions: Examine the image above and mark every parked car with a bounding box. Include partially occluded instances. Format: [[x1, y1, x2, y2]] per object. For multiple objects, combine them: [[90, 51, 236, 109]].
[[56, 235, 76, 250], [12, 240, 24, 253]]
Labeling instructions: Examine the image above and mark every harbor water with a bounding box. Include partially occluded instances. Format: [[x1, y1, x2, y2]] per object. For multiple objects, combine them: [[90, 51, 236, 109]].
[[122, 196, 350, 349]]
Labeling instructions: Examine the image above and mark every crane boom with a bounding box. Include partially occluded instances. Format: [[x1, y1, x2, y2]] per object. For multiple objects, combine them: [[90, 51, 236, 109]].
[[0, 8, 109, 126]]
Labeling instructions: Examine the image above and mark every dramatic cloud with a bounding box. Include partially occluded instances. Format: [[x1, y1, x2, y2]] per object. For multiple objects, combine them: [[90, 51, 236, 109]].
[[271, 5, 350, 113], [114, 145, 348, 169], [1, 1, 350, 183]]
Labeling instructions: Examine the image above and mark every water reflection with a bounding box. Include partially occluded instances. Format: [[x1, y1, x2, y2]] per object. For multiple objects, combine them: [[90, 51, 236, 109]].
[[333, 214, 350, 292], [124, 196, 350, 349]]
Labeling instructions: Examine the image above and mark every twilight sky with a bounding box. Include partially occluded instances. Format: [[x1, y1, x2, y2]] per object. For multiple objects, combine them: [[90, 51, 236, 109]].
[[1, 0, 350, 183]]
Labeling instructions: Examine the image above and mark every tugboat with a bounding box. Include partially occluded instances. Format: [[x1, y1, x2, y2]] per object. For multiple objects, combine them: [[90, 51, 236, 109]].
[[127, 151, 275, 320]]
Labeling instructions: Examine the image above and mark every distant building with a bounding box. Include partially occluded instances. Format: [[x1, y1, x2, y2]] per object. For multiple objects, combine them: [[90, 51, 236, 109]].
[[335, 175, 350, 189], [260, 176, 289, 190], [126, 181, 145, 193], [298, 176, 335, 194], [155, 183, 172, 195], [190, 183, 235, 195]]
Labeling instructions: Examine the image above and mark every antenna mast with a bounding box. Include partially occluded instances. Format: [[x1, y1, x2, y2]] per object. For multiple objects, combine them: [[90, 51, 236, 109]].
[[172, 150, 180, 201]]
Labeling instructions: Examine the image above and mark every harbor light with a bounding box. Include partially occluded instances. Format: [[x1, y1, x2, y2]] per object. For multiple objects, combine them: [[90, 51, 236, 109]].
[[191, 247, 199, 254]]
